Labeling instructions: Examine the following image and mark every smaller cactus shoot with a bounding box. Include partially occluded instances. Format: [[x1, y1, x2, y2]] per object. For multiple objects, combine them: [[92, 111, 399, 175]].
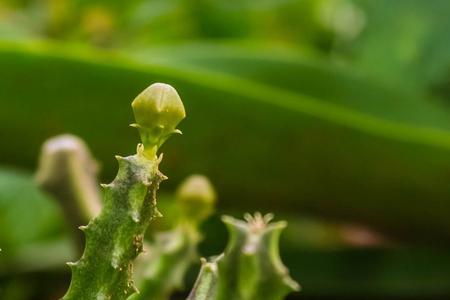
[[131, 175, 217, 300], [188, 213, 300, 300], [61, 83, 185, 300]]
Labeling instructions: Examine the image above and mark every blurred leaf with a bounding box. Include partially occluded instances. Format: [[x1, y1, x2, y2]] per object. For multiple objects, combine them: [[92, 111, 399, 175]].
[[130, 41, 450, 130], [1, 40, 450, 244], [349, 0, 450, 95], [0, 167, 72, 273], [0, 167, 63, 250]]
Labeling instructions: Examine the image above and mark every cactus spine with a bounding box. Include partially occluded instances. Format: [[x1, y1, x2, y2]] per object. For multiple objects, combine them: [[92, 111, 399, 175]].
[[62, 83, 185, 300], [188, 213, 300, 300]]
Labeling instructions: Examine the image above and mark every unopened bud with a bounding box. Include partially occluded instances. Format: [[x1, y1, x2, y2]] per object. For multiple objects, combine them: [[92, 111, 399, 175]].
[[131, 83, 186, 158], [176, 175, 216, 223]]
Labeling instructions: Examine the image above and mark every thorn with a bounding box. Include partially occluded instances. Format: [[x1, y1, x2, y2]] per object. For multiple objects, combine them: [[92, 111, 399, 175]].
[[129, 123, 140, 129], [153, 209, 163, 218], [79, 225, 88, 231], [157, 169, 168, 181], [115, 155, 124, 161], [66, 262, 77, 267], [136, 143, 145, 155], [173, 129, 182, 135], [156, 153, 164, 164], [100, 183, 109, 188], [131, 282, 139, 294]]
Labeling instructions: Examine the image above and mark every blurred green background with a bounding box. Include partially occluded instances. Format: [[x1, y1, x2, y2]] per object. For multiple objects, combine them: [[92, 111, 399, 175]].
[[0, 0, 450, 299]]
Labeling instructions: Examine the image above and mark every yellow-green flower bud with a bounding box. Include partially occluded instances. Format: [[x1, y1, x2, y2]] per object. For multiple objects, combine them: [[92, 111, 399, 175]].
[[131, 83, 186, 158], [176, 175, 217, 223]]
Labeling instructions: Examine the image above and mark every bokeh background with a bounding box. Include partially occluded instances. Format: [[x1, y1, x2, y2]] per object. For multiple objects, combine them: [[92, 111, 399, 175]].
[[1, 0, 450, 299]]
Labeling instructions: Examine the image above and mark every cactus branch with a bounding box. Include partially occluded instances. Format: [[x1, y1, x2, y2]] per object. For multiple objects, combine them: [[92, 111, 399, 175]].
[[188, 213, 300, 300], [130, 175, 217, 300], [186, 256, 220, 300], [62, 83, 185, 300], [36, 134, 101, 252]]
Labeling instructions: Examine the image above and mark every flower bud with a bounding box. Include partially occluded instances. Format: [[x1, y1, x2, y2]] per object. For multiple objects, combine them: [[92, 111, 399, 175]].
[[132, 83, 186, 157], [176, 175, 217, 223]]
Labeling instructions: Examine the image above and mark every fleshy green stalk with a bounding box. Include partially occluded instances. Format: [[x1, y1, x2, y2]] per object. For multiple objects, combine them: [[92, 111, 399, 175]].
[[188, 213, 300, 300], [186, 256, 220, 300], [62, 83, 185, 300], [131, 175, 217, 300], [35, 134, 101, 252]]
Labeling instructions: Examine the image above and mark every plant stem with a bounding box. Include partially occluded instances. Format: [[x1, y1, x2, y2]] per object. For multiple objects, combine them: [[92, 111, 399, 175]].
[[62, 82, 185, 300]]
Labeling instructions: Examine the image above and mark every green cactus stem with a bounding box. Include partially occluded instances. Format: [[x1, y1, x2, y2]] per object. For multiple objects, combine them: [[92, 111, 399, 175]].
[[186, 256, 220, 300], [62, 83, 185, 300], [35, 134, 101, 252], [131, 175, 217, 300], [187, 213, 300, 300]]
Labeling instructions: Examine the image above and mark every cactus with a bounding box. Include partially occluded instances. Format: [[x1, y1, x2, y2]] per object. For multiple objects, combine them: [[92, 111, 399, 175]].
[[187, 213, 300, 300], [186, 256, 220, 300], [35, 134, 101, 252], [62, 83, 185, 300], [35, 133, 218, 300], [131, 175, 217, 300]]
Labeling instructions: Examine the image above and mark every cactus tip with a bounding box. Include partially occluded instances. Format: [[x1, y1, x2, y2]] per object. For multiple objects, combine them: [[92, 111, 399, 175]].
[[243, 212, 280, 232]]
